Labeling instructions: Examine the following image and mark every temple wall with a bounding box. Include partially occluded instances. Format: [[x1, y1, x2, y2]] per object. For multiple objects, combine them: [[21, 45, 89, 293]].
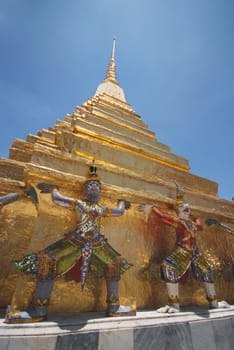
[[0, 166, 233, 312], [0, 91, 233, 314]]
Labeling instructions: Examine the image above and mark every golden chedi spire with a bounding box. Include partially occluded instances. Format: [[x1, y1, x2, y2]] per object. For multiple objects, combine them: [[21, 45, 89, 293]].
[[94, 38, 126, 102], [104, 38, 118, 84]]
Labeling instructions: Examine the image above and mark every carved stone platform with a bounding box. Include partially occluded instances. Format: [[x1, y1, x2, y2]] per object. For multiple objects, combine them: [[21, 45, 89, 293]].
[[0, 306, 233, 350]]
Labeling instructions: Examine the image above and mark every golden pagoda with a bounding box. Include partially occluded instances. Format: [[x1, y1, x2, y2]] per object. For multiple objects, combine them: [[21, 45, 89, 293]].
[[0, 40, 233, 313]]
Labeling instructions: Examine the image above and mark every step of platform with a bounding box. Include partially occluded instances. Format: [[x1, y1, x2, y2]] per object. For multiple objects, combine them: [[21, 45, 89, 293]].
[[0, 307, 234, 350]]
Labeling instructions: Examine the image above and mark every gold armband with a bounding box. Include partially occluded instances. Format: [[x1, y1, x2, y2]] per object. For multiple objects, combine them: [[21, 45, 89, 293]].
[[70, 199, 77, 210], [105, 208, 113, 217]]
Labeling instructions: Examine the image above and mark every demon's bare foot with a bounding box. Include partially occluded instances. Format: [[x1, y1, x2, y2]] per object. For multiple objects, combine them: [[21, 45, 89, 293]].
[[210, 300, 231, 309], [156, 304, 180, 313], [106, 304, 136, 317]]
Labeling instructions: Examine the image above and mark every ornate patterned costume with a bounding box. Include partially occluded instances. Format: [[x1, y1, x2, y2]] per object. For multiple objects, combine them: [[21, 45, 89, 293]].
[[152, 207, 214, 284], [15, 192, 131, 287]]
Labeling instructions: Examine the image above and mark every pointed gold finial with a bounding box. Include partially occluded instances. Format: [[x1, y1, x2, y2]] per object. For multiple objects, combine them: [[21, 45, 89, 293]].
[[94, 39, 127, 102], [111, 37, 116, 59], [104, 38, 119, 85]]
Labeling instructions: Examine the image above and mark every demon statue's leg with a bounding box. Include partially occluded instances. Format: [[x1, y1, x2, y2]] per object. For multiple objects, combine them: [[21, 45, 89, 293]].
[[203, 282, 230, 309], [157, 282, 180, 313], [106, 278, 136, 317], [5, 280, 54, 324]]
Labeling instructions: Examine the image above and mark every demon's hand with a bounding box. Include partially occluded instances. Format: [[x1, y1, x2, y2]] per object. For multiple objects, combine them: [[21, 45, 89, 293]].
[[118, 199, 131, 210], [138, 204, 153, 215], [37, 183, 58, 193]]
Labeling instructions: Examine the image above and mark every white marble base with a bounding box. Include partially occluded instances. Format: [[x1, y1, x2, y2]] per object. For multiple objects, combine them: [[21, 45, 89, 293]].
[[0, 306, 234, 350]]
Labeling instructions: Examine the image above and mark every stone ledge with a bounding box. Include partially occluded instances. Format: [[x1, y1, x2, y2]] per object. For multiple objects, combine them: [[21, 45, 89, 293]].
[[0, 307, 233, 350]]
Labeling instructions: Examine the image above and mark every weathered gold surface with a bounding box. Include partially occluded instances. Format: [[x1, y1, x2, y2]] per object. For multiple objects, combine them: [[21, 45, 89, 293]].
[[0, 50, 234, 313]]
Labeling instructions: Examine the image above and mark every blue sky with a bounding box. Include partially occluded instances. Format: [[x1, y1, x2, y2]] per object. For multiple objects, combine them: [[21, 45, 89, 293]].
[[0, 0, 233, 200]]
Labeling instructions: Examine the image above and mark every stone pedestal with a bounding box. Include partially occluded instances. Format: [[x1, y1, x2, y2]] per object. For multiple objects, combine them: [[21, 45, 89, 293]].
[[0, 307, 234, 350]]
